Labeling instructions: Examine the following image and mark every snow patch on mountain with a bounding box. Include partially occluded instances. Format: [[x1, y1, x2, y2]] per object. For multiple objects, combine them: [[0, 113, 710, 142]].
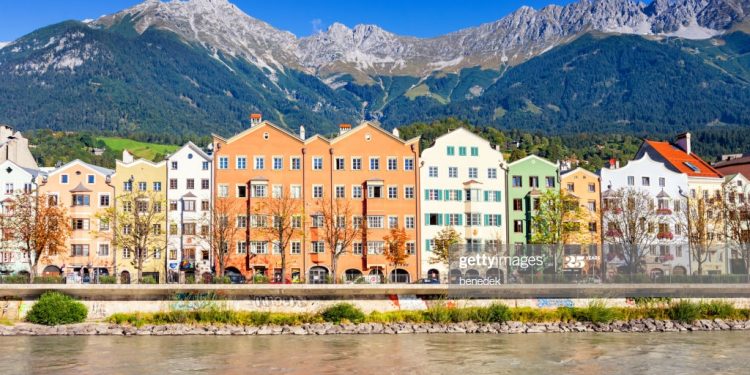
[[0, 42, 10, 50]]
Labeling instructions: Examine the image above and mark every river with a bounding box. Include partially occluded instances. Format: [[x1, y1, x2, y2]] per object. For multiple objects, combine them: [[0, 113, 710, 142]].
[[0, 332, 747, 374]]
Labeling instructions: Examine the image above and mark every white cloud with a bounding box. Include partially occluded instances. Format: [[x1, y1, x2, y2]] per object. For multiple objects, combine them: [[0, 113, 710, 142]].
[[311, 18, 322, 34]]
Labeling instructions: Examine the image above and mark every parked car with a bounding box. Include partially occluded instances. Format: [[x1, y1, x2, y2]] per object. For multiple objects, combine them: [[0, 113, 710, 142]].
[[227, 274, 246, 284], [416, 278, 440, 284]]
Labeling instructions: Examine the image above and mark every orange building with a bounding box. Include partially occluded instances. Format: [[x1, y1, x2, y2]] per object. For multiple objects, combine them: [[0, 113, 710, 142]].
[[212, 119, 421, 283], [38, 160, 115, 280]]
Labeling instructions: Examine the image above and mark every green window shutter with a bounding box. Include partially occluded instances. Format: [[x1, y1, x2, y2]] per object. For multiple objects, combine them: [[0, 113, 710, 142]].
[[457, 190, 463, 201], [424, 213, 430, 225], [424, 189, 429, 200], [444, 214, 450, 225], [437, 190, 443, 201], [458, 214, 463, 226], [484, 214, 489, 226], [425, 239, 431, 252], [496, 191, 502, 202], [496, 214, 502, 226], [484, 191, 489, 201], [437, 214, 443, 225], [444, 189, 451, 201]]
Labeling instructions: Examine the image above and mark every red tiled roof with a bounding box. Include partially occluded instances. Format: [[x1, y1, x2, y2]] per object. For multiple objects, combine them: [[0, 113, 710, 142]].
[[644, 140, 722, 178]]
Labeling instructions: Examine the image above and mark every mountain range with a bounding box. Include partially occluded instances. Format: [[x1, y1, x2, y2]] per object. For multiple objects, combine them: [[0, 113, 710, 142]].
[[0, 0, 749, 137]]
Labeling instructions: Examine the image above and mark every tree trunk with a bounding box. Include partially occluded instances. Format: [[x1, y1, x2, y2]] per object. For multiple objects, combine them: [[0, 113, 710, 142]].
[[331, 252, 337, 284]]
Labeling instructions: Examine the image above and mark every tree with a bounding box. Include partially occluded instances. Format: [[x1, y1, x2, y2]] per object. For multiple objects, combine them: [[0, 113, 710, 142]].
[[319, 197, 363, 283], [602, 187, 660, 275], [383, 227, 410, 281], [680, 188, 724, 275], [430, 226, 462, 265], [531, 189, 584, 272], [100, 190, 166, 283], [6, 193, 71, 279], [255, 189, 302, 282], [724, 182, 750, 275], [202, 197, 241, 278]]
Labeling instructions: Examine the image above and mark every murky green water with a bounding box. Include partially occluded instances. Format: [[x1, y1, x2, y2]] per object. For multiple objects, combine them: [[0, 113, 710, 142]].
[[0, 332, 747, 374]]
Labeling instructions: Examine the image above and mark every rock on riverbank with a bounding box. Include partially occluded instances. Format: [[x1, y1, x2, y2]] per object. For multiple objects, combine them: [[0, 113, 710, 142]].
[[2, 319, 750, 336]]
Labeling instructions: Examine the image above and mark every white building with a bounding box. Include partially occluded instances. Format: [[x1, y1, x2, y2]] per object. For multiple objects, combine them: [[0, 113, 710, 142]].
[[0, 160, 38, 275], [420, 128, 507, 281], [0, 125, 38, 169], [165, 142, 213, 282], [600, 153, 690, 278]]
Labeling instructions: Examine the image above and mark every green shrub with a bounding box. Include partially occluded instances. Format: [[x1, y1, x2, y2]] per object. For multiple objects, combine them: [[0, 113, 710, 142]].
[[321, 303, 365, 323], [699, 300, 738, 319], [26, 292, 87, 325], [0, 274, 30, 284], [185, 275, 196, 284], [212, 276, 231, 284], [98, 275, 117, 284], [573, 301, 620, 323], [140, 276, 158, 284], [484, 303, 511, 323], [423, 303, 453, 323], [33, 276, 64, 284], [252, 274, 269, 284], [668, 300, 700, 323]]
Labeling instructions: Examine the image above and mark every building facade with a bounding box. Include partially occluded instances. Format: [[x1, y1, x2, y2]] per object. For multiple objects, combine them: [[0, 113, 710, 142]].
[[38, 160, 115, 280], [112, 151, 167, 283], [166, 142, 213, 282], [0, 125, 38, 169], [507, 155, 560, 246], [0, 160, 38, 275], [420, 128, 506, 281], [212, 119, 421, 283], [560, 167, 601, 275], [636, 133, 726, 275], [600, 154, 690, 278]]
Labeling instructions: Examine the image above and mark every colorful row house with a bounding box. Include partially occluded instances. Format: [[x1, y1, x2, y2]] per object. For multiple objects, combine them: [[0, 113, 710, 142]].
[[212, 120, 421, 283]]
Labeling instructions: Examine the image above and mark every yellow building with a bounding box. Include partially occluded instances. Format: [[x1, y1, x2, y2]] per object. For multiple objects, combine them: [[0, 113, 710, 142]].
[[112, 151, 167, 283], [561, 167, 601, 275]]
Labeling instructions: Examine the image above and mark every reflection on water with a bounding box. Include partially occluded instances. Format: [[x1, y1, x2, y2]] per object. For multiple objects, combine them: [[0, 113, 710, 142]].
[[0, 332, 747, 375]]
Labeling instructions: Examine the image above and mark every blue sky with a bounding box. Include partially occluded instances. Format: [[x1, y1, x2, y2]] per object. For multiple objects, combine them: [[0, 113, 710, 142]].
[[0, 0, 576, 41]]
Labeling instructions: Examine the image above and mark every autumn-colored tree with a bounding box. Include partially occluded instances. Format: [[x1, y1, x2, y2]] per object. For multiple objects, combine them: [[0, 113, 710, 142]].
[[383, 227, 410, 281], [679, 188, 724, 275], [602, 187, 660, 275], [201, 197, 241, 277], [7, 193, 71, 279], [319, 197, 364, 283], [430, 226, 462, 265], [724, 182, 750, 275], [100, 190, 166, 283], [255, 189, 302, 282]]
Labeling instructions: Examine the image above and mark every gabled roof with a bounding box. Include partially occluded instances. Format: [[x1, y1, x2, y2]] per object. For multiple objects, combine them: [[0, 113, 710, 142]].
[[561, 167, 599, 180], [714, 155, 750, 168], [45, 159, 114, 177], [329, 121, 420, 146], [0, 159, 39, 178], [508, 154, 558, 169], [166, 141, 212, 162], [641, 140, 722, 178], [212, 120, 303, 145]]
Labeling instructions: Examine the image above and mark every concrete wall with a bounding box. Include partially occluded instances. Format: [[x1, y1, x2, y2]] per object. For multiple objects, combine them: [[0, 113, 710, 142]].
[[3, 284, 750, 321]]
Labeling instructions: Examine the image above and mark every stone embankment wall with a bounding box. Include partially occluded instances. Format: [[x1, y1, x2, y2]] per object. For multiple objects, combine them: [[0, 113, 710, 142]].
[[3, 319, 750, 336]]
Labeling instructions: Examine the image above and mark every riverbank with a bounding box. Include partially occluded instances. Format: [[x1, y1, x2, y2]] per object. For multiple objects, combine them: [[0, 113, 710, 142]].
[[2, 318, 750, 336]]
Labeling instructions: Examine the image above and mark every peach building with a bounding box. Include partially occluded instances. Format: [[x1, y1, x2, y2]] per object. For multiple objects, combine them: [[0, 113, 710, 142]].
[[561, 167, 602, 275], [212, 118, 420, 283], [38, 160, 115, 280]]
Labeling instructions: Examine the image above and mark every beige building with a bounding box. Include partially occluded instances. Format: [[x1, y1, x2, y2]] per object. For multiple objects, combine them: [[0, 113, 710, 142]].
[[0, 125, 38, 169], [112, 151, 168, 283]]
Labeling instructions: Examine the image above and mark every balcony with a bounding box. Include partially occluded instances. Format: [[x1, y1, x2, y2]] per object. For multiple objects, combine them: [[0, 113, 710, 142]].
[[656, 232, 674, 240], [656, 208, 672, 215]]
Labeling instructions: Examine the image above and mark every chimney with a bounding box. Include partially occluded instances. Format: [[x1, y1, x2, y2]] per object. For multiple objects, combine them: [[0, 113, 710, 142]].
[[676, 132, 691, 155], [250, 113, 262, 127], [608, 158, 618, 169], [299, 125, 306, 140], [339, 123, 352, 136], [122, 150, 134, 164], [392, 127, 400, 138]]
